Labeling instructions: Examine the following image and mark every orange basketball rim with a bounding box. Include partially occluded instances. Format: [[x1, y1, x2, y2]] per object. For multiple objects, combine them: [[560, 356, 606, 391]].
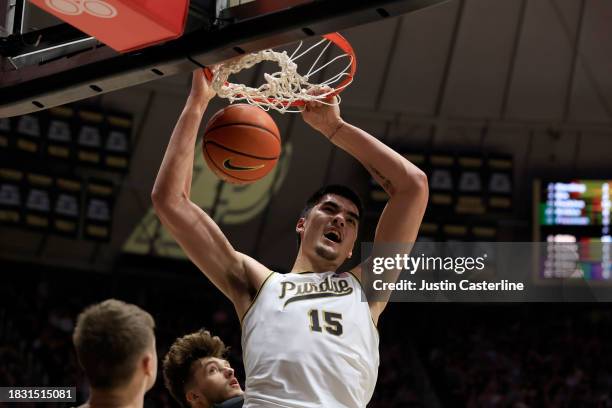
[[204, 32, 357, 113]]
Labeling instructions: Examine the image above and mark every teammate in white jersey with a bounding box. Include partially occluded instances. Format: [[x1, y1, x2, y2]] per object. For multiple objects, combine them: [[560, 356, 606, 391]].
[[152, 70, 429, 407]]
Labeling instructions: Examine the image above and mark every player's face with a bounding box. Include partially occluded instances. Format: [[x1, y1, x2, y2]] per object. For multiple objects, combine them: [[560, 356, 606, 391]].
[[300, 194, 359, 263], [187, 357, 243, 406]]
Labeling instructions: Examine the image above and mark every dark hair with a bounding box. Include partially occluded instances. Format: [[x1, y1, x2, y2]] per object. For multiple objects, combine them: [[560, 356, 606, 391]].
[[297, 184, 363, 247], [163, 329, 228, 408], [72, 299, 155, 389]]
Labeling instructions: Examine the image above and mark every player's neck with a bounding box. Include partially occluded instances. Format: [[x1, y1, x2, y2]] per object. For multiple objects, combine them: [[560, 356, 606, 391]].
[[87, 381, 146, 408], [291, 250, 339, 273]]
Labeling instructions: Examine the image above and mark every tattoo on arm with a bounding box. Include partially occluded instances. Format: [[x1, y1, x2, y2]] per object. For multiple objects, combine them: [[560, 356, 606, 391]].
[[369, 166, 395, 195]]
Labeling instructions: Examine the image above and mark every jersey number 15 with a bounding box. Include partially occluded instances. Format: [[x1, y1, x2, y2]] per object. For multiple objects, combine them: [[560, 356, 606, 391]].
[[308, 309, 343, 336]]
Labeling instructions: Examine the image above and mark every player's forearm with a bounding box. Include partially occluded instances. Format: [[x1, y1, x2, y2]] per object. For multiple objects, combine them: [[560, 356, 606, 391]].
[[327, 121, 427, 196], [151, 99, 207, 207]]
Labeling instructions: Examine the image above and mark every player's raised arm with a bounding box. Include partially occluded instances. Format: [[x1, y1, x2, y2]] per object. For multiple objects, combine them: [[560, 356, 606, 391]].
[[151, 70, 267, 313], [301, 93, 429, 320]]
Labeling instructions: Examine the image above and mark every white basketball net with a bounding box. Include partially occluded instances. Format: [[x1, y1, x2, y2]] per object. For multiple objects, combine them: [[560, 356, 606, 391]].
[[210, 37, 354, 113]]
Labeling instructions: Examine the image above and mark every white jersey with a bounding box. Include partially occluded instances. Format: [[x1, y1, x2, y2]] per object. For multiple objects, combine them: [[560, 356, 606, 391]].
[[241, 271, 379, 408]]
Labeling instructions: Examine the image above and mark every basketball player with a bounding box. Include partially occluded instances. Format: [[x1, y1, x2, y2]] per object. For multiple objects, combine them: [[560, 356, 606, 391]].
[[152, 70, 428, 407], [163, 329, 244, 408], [72, 299, 157, 408]]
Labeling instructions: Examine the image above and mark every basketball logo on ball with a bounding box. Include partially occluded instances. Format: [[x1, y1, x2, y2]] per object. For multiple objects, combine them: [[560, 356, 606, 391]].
[[203, 104, 281, 185], [222, 158, 264, 172]]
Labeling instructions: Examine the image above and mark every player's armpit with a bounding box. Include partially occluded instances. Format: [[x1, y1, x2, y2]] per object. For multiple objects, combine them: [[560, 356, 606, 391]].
[[352, 183, 428, 322], [152, 197, 269, 315]]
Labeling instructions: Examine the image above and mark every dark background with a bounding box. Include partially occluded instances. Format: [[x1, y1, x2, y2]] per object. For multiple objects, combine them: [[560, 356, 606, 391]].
[[1, 0, 612, 406]]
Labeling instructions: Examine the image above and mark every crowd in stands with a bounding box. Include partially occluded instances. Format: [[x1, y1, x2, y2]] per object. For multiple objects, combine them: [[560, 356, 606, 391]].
[[1, 260, 610, 407], [415, 305, 612, 407]]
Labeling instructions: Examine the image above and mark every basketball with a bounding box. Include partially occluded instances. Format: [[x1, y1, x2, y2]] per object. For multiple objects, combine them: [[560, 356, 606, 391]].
[[202, 104, 281, 185]]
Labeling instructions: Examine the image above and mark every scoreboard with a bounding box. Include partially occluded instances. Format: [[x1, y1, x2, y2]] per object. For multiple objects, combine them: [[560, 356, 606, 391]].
[[538, 180, 611, 238], [535, 180, 611, 281]]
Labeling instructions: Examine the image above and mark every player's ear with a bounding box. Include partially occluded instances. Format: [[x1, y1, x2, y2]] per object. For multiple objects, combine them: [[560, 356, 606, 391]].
[[296, 217, 306, 235], [141, 350, 157, 390], [186, 390, 199, 405], [142, 351, 155, 376], [347, 251, 352, 259]]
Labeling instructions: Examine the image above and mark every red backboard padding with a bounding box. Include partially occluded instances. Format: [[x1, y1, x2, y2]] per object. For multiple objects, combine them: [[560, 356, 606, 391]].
[[28, 0, 189, 53]]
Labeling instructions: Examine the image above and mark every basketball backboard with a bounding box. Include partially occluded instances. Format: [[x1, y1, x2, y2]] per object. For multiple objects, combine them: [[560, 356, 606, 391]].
[[0, 0, 449, 118]]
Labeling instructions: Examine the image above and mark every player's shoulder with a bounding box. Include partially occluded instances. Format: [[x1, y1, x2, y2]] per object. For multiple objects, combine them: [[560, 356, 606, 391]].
[[238, 252, 275, 288], [347, 264, 364, 283]]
